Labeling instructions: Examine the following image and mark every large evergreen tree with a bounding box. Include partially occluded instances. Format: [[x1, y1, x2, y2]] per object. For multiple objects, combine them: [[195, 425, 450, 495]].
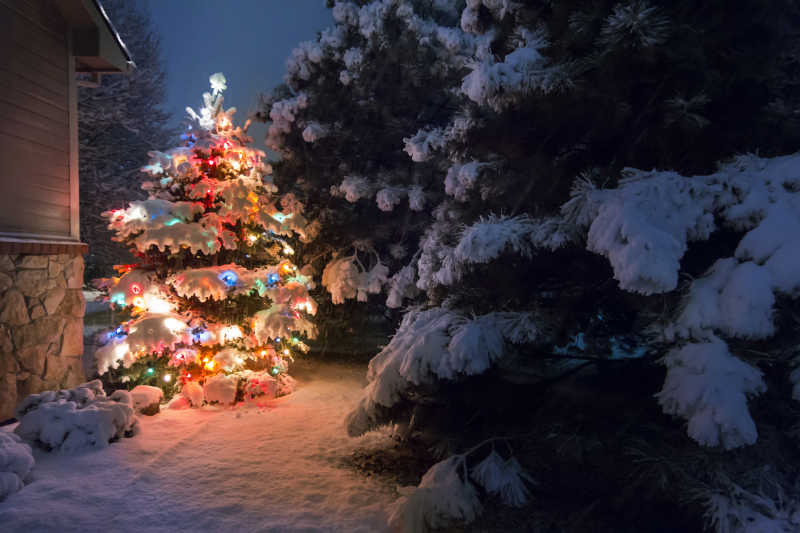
[[79, 0, 175, 281], [264, 1, 800, 530]]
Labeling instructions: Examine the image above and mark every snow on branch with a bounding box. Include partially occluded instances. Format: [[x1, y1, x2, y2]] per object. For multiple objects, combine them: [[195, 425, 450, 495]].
[[301, 121, 329, 143], [389, 444, 534, 531], [386, 264, 420, 309], [598, 1, 670, 51], [403, 115, 477, 162], [322, 251, 389, 304], [266, 92, 308, 151], [575, 168, 717, 295], [461, 28, 567, 111], [572, 152, 800, 300], [669, 258, 775, 341], [702, 478, 800, 532], [454, 214, 535, 265], [346, 308, 536, 436], [470, 450, 534, 507], [656, 337, 765, 449], [95, 313, 191, 374], [167, 264, 269, 302], [389, 456, 482, 532], [252, 304, 317, 343]]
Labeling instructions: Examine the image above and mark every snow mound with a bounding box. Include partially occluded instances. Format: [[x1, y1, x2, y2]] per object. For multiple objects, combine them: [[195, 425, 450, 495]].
[[0, 362, 395, 532], [181, 381, 204, 407], [203, 374, 238, 405], [15, 380, 106, 417], [130, 386, 163, 413], [241, 370, 278, 405], [15, 382, 137, 453], [0, 432, 34, 502]]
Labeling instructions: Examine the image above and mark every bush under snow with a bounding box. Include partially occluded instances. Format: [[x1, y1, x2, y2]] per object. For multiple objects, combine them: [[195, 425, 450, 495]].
[[0, 431, 34, 502], [14, 381, 137, 453]]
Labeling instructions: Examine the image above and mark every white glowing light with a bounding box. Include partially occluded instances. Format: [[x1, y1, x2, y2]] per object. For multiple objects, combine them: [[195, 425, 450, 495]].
[[144, 294, 172, 314], [126, 206, 147, 221], [163, 374, 172, 383], [113, 343, 130, 359], [164, 318, 186, 333], [219, 325, 243, 343]]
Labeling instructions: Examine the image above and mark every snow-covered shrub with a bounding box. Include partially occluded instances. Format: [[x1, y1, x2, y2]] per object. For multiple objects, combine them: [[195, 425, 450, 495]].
[[241, 371, 278, 404], [15, 381, 137, 453], [0, 431, 34, 502], [181, 381, 204, 407], [130, 385, 163, 414], [203, 374, 238, 405]]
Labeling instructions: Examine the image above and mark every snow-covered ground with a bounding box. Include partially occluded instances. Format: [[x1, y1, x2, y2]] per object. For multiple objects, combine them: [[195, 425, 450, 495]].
[[0, 362, 397, 532]]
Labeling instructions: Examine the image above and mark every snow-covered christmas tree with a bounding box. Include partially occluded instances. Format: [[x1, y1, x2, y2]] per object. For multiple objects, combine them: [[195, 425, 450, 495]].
[[93, 73, 316, 406]]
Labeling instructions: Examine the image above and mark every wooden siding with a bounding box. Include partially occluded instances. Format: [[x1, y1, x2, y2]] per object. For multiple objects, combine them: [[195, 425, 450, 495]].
[[0, 0, 73, 239]]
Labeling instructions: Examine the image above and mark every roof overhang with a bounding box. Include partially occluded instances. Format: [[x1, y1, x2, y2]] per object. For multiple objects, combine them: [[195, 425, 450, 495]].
[[54, 0, 135, 74]]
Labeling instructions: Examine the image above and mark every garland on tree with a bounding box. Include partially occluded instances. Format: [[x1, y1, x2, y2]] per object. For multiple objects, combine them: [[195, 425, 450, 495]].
[[93, 73, 317, 406]]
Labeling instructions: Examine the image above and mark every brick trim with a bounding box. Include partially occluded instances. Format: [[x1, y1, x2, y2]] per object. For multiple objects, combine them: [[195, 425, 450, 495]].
[[0, 239, 87, 256]]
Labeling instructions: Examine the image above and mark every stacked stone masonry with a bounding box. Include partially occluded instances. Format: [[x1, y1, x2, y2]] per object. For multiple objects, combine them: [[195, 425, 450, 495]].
[[0, 253, 85, 420]]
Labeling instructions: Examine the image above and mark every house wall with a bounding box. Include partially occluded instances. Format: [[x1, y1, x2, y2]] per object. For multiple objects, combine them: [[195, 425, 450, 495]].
[[0, 0, 87, 420], [0, 0, 75, 239], [0, 252, 85, 420]]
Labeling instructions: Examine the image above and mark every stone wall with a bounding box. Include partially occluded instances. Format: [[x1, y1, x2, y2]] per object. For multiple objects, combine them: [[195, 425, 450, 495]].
[[0, 253, 85, 420]]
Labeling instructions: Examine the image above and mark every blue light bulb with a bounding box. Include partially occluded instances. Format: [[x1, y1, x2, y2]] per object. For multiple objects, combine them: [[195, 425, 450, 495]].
[[218, 270, 238, 287]]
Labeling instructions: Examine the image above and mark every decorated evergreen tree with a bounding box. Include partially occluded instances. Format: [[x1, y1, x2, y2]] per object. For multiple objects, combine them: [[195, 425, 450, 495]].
[[93, 74, 316, 406], [264, 1, 800, 531]]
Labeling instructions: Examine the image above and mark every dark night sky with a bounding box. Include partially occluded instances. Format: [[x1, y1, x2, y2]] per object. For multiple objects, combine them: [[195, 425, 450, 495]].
[[144, 0, 333, 145]]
